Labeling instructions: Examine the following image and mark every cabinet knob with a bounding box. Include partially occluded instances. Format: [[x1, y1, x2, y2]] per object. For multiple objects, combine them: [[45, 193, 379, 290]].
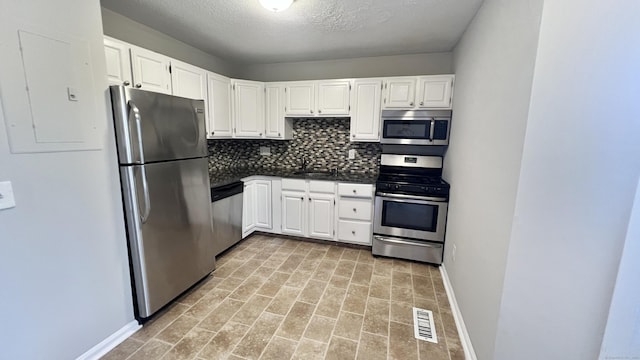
[[352, 134, 356, 138], [211, 131, 215, 135], [352, 189, 356, 193], [300, 197, 304, 201], [352, 230, 356, 235], [259, 133, 262, 136], [123, 80, 130, 86], [310, 109, 314, 114], [278, 132, 281, 136], [353, 208, 357, 212], [318, 109, 322, 114], [135, 83, 142, 88], [308, 198, 311, 202], [420, 101, 424, 106], [410, 102, 414, 106]]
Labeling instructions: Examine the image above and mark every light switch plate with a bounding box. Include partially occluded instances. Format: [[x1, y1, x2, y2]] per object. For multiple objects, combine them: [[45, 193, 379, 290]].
[[348, 149, 356, 159], [0, 181, 16, 210]]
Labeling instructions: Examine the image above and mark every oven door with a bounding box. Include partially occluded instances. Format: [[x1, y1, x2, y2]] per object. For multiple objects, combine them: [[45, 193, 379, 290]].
[[374, 194, 448, 242]]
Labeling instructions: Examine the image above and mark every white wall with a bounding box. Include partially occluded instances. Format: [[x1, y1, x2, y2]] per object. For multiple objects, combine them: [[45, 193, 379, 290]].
[[442, 0, 544, 359], [494, 0, 640, 359], [0, 0, 135, 359], [240, 52, 452, 81], [600, 176, 640, 358], [101, 8, 242, 78]]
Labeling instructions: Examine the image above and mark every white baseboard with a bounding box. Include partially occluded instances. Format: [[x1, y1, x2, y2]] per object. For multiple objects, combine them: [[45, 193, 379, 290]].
[[76, 320, 141, 360], [440, 265, 478, 360]]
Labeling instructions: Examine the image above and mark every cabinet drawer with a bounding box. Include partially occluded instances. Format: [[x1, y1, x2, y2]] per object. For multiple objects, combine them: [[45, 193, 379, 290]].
[[338, 220, 372, 245], [338, 198, 372, 221], [309, 180, 335, 194], [282, 178, 306, 191], [338, 183, 373, 198]]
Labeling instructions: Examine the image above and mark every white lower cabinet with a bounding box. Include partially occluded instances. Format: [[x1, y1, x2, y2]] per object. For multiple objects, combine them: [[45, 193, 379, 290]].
[[282, 190, 306, 237], [308, 193, 335, 240], [242, 178, 273, 238], [337, 183, 374, 245]]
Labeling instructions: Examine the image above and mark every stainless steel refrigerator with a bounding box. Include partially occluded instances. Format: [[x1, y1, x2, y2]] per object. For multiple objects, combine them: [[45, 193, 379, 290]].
[[110, 86, 215, 319]]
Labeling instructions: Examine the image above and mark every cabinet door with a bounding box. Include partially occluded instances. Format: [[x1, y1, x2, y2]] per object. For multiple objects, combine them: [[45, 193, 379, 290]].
[[265, 84, 284, 139], [207, 73, 232, 138], [130, 46, 171, 94], [170, 60, 207, 100], [242, 181, 256, 237], [350, 79, 382, 142], [285, 82, 315, 116], [282, 190, 306, 237], [317, 80, 351, 116], [103, 37, 132, 87], [308, 193, 335, 240], [255, 180, 272, 229], [417, 75, 454, 109], [383, 78, 416, 109], [234, 80, 264, 138]]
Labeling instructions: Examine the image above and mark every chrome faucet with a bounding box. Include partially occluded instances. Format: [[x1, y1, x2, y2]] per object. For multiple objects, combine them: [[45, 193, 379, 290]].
[[300, 156, 308, 171]]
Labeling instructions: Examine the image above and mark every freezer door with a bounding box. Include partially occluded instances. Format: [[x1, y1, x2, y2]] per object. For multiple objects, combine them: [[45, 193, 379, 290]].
[[120, 157, 215, 318], [111, 85, 207, 164]]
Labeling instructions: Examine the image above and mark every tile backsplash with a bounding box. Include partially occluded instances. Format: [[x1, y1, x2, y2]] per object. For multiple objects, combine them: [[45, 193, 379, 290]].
[[208, 118, 381, 173]]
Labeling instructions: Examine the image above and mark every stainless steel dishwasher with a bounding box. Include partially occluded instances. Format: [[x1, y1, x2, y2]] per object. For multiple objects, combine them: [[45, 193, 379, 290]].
[[210, 181, 243, 256]]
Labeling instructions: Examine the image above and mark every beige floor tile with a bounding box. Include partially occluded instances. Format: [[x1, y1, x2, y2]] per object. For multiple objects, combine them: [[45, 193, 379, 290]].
[[325, 337, 358, 360], [411, 262, 433, 277], [328, 275, 350, 289], [276, 301, 315, 341], [253, 266, 277, 279], [372, 258, 393, 277], [257, 271, 291, 297], [230, 259, 263, 278], [390, 301, 414, 325], [198, 298, 245, 331], [413, 275, 436, 300], [351, 263, 373, 286], [303, 315, 336, 343], [315, 286, 347, 319], [183, 288, 230, 319], [324, 246, 344, 260], [414, 297, 438, 311], [278, 254, 306, 273], [198, 322, 250, 359], [175, 285, 211, 307], [128, 339, 172, 360], [292, 339, 328, 360], [160, 327, 214, 360], [333, 260, 356, 278], [232, 312, 284, 359], [215, 276, 245, 292], [362, 298, 390, 336], [333, 312, 363, 341], [392, 270, 413, 288], [229, 275, 266, 301], [297, 257, 322, 273], [392, 259, 413, 273], [391, 285, 413, 304], [298, 279, 328, 304], [312, 260, 338, 281], [342, 284, 369, 314], [389, 321, 419, 360], [213, 259, 245, 278], [285, 270, 313, 288], [260, 336, 298, 360], [131, 303, 189, 342], [356, 332, 387, 360], [357, 250, 375, 264], [155, 315, 200, 344], [341, 248, 360, 261], [231, 295, 273, 326], [100, 338, 144, 360], [369, 275, 391, 300], [266, 286, 301, 315]]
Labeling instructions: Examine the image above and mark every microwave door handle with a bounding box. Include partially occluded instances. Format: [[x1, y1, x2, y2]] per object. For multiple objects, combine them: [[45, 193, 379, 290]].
[[429, 119, 435, 142]]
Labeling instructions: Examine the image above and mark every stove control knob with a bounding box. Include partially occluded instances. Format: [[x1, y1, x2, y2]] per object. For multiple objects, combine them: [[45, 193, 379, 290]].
[[394, 185, 400, 190]]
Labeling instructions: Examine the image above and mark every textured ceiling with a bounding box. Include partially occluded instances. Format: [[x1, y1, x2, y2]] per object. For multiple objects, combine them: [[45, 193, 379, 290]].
[[100, 0, 483, 64]]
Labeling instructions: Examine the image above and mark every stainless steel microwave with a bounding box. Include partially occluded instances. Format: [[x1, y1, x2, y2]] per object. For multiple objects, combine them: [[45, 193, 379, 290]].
[[380, 110, 452, 145]]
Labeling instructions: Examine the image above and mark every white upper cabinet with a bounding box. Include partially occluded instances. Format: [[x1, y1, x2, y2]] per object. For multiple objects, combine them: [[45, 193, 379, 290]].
[[285, 82, 315, 116], [130, 46, 171, 94], [417, 75, 454, 109], [233, 80, 265, 138], [207, 73, 232, 138], [383, 77, 416, 109], [317, 80, 351, 115], [103, 37, 132, 87], [265, 83, 293, 140], [350, 79, 382, 142], [170, 59, 207, 101]]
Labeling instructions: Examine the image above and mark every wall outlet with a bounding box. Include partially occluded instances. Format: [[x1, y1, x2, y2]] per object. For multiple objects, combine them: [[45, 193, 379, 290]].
[[0, 181, 16, 210], [259, 146, 271, 156], [348, 149, 356, 159], [452, 244, 457, 262]]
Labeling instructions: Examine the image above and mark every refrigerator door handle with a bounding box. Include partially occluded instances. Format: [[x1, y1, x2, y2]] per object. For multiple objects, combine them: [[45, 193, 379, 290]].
[[128, 100, 145, 164], [139, 166, 151, 223]]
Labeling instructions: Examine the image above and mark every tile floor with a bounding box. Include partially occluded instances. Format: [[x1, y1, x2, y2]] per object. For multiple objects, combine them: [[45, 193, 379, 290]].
[[101, 234, 463, 360]]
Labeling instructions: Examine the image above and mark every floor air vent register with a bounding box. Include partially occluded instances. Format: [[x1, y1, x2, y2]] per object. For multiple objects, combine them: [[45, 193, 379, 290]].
[[413, 307, 438, 343]]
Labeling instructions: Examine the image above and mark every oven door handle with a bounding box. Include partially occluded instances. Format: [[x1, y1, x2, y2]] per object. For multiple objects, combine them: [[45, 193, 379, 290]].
[[374, 236, 443, 248], [377, 192, 448, 202]]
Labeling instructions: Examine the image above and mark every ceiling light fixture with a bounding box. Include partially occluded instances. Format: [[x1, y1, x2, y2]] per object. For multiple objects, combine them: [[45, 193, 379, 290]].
[[259, 0, 294, 12]]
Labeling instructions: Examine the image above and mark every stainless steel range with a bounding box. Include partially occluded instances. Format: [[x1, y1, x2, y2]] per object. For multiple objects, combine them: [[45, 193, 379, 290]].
[[372, 154, 450, 264]]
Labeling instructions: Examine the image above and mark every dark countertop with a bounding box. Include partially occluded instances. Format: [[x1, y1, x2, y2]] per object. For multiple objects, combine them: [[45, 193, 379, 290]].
[[210, 168, 378, 189]]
